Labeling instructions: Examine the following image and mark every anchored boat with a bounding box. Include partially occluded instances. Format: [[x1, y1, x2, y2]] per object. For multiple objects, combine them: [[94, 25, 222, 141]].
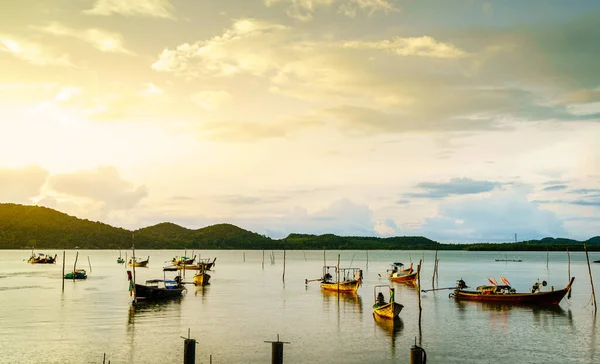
[[373, 285, 403, 320], [450, 277, 575, 305]]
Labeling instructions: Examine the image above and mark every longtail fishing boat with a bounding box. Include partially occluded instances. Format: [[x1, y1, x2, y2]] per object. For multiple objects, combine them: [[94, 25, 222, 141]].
[[127, 268, 186, 303], [128, 256, 150, 267], [65, 269, 87, 280], [27, 252, 57, 264], [168, 257, 217, 271], [193, 268, 211, 286], [389, 270, 418, 285], [306, 265, 363, 293], [373, 285, 403, 320], [450, 277, 575, 305], [171, 255, 196, 266]]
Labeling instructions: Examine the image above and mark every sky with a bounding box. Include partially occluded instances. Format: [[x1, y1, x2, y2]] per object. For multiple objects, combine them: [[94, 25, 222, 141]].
[[1, 0, 599, 242]]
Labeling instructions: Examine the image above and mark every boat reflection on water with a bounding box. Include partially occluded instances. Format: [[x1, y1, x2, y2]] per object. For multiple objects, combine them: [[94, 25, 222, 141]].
[[321, 289, 363, 315], [194, 285, 210, 301], [373, 314, 404, 354], [127, 297, 184, 325]]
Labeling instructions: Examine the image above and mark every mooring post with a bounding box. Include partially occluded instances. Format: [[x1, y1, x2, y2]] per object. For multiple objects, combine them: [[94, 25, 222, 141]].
[[264, 334, 290, 364], [61, 251, 66, 292], [410, 337, 427, 364], [182, 328, 196, 364]]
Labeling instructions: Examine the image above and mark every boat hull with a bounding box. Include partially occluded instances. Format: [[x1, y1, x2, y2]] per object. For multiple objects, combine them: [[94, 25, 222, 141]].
[[134, 284, 185, 301], [65, 270, 87, 279], [321, 280, 361, 293], [193, 273, 211, 286], [453, 277, 575, 306], [373, 302, 404, 319], [389, 272, 418, 284]]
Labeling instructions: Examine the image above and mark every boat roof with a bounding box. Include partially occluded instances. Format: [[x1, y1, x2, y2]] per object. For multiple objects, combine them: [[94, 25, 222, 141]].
[[391, 262, 404, 266]]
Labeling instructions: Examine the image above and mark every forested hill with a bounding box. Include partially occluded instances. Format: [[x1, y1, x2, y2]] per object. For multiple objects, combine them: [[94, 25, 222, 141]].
[[0, 204, 598, 250]]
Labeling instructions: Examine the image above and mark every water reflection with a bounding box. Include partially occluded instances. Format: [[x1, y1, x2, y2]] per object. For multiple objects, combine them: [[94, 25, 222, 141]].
[[194, 285, 210, 301], [373, 315, 404, 355], [127, 297, 184, 325], [321, 290, 363, 314]]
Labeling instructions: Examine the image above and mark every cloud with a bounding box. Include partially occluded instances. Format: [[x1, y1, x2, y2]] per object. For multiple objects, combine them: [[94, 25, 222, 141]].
[[265, 0, 398, 21], [152, 19, 287, 76], [84, 0, 175, 19], [570, 188, 600, 195], [139, 83, 164, 97], [542, 184, 568, 191], [0, 165, 49, 203], [405, 178, 501, 199], [343, 36, 467, 58], [46, 166, 148, 210], [420, 190, 567, 242], [533, 198, 600, 207], [0, 36, 72, 66], [37, 23, 134, 54], [197, 117, 320, 142], [190, 91, 232, 110]]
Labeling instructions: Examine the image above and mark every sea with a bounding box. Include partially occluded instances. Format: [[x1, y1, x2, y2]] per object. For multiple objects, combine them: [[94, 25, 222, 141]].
[[0, 249, 598, 364]]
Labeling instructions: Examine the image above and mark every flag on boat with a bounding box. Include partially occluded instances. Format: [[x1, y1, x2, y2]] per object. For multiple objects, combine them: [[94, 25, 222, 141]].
[[487, 277, 496, 285], [500, 276, 511, 286]]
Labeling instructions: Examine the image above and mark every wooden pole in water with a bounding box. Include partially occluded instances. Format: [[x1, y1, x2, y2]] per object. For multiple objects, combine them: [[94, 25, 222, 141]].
[[73, 251, 79, 281], [282, 249, 286, 283], [323, 249, 326, 266], [417, 259, 422, 346], [547, 248, 549, 270], [366, 250, 369, 270], [432, 243, 439, 287], [132, 232, 136, 301], [61, 251, 65, 292], [567, 248, 571, 280], [88, 256, 92, 273], [584, 244, 597, 314], [303, 250, 307, 261], [337, 254, 340, 294], [262, 249, 265, 270], [244, 252, 246, 262]]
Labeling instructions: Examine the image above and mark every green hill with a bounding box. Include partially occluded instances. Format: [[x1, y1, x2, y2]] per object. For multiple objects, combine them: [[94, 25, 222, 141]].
[[0, 203, 598, 250]]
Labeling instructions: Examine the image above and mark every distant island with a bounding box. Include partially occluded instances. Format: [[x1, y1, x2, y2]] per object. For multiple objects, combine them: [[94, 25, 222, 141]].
[[1, 203, 598, 251]]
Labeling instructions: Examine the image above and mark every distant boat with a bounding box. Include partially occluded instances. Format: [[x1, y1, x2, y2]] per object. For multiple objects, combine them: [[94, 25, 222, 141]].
[[27, 252, 57, 264], [127, 268, 186, 303], [117, 249, 125, 264], [450, 277, 575, 305], [593, 260, 600, 264], [373, 285, 403, 320], [494, 258, 523, 262], [171, 255, 196, 266], [128, 256, 150, 267], [65, 269, 87, 280]]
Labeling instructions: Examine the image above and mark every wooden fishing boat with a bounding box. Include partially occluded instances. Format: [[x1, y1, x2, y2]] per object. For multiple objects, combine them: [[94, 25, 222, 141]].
[[168, 257, 217, 271], [65, 269, 87, 280], [127, 269, 186, 303], [306, 265, 362, 293], [193, 271, 211, 286], [171, 255, 196, 266], [450, 277, 575, 305], [128, 256, 150, 267], [27, 252, 57, 264], [117, 250, 125, 264], [389, 271, 418, 285], [373, 285, 403, 319]]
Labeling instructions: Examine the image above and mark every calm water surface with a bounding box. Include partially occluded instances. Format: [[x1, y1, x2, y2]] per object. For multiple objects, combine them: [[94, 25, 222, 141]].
[[0, 250, 599, 363]]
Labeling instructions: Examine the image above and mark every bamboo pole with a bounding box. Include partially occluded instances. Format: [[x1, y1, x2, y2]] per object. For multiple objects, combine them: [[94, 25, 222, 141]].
[[584, 244, 597, 314], [88, 256, 92, 273], [243, 252, 246, 262], [567, 248, 571, 280], [132, 232, 136, 301], [432, 243, 439, 287], [303, 250, 307, 261], [323, 250, 326, 266], [366, 250, 369, 270], [262, 249, 265, 270], [73, 251, 79, 281], [61, 251, 65, 292], [282, 249, 286, 283], [337, 254, 340, 294], [547, 248, 549, 270], [417, 259, 422, 346]]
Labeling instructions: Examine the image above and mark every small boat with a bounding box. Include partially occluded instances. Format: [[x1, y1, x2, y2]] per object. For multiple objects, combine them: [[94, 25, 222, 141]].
[[193, 268, 211, 286], [171, 255, 196, 266], [65, 269, 87, 280], [306, 264, 363, 293], [167, 257, 217, 271], [117, 250, 125, 264], [127, 268, 186, 303], [373, 285, 403, 320], [450, 277, 575, 306], [389, 270, 418, 285], [128, 256, 150, 267], [27, 252, 57, 264], [594, 260, 600, 263]]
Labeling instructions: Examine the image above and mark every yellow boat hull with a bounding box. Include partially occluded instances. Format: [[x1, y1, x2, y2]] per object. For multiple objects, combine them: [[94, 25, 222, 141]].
[[321, 280, 361, 293], [373, 302, 403, 319]]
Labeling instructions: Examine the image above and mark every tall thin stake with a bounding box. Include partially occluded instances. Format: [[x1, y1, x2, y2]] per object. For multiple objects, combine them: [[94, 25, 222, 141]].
[[366, 250, 369, 270], [323, 250, 326, 266], [567, 248, 571, 280], [417, 259, 422, 346], [73, 251, 79, 281], [547, 249, 549, 270], [88, 256, 92, 273], [432, 243, 439, 287], [132, 232, 136, 301], [337, 254, 340, 294], [262, 249, 265, 270], [61, 251, 65, 292], [584, 244, 597, 314], [282, 249, 286, 283]]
